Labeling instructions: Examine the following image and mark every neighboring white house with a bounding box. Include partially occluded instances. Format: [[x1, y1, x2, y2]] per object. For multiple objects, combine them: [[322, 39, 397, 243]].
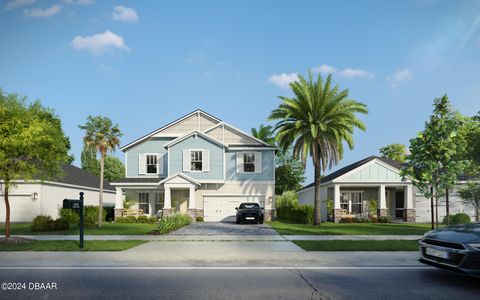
[[298, 156, 477, 223], [0, 165, 116, 223]]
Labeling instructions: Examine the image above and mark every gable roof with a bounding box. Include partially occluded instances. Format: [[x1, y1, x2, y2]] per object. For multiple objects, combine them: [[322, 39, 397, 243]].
[[299, 156, 404, 191], [52, 165, 115, 191], [163, 131, 227, 149], [120, 109, 221, 151], [159, 173, 201, 186]]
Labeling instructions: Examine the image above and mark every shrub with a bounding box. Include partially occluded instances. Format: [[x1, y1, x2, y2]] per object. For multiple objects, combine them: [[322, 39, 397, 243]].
[[352, 217, 370, 223], [451, 213, 471, 225], [196, 216, 204, 222], [124, 216, 138, 223], [58, 208, 80, 225], [442, 215, 454, 225], [368, 199, 378, 217], [157, 213, 192, 234], [340, 217, 353, 223], [378, 216, 392, 223], [31, 215, 69, 232], [368, 215, 379, 223], [31, 215, 54, 232], [115, 217, 128, 223], [137, 215, 149, 223], [148, 216, 159, 224], [276, 191, 298, 208], [51, 218, 69, 231], [83, 206, 107, 227], [276, 205, 314, 224]]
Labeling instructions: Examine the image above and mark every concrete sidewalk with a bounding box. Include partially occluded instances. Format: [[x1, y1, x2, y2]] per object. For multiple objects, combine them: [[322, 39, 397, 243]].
[[0, 240, 422, 268], [5, 234, 422, 241]]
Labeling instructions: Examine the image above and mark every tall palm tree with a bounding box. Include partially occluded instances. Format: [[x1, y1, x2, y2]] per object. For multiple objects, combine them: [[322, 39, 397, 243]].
[[79, 116, 122, 227], [269, 71, 368, 225], [251, 124, 276, 146]]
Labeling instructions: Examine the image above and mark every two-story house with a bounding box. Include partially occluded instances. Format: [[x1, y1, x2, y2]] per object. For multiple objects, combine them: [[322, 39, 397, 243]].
[[110, 110, 276, 222]]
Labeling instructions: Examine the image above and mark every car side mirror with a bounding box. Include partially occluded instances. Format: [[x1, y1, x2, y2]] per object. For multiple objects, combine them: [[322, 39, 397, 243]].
[[235, 207, 238, 210]]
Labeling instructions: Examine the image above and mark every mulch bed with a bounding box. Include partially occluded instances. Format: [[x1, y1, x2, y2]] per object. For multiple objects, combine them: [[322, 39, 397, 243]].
[[0, 237, 36, 244]]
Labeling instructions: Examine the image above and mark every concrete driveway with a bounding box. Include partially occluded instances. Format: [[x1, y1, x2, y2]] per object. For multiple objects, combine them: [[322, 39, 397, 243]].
[[169, 221, 278, 235]]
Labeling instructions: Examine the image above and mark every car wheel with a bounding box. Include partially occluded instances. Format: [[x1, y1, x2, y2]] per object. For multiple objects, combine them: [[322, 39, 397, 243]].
[[236, 219, 241, 224], [259, 219, 264, 224]]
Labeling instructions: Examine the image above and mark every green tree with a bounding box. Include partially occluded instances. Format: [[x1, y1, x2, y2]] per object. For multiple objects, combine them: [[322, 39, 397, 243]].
[[458, 182, 480, 222], [379, 143, 407, 162], [402, 95, 468, 229], [81, 143, 100, 175], [0, 91, 70, 238], [275, 149, 306, 195], [79, 116, 122, 227], [269, 71, 368, 225], [251, 124, 276, 146]]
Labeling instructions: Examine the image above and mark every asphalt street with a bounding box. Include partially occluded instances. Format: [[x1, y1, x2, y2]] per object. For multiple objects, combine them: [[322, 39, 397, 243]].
[[0, 267, 478, 300]]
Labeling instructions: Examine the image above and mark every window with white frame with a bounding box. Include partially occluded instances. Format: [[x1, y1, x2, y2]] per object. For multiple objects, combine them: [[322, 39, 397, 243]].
[[243, 153, 255, 173], [154, 192, 164, 214], [146, 155, 157, 174], [340, 192, 363, 214], [138, 192, 149, 214], [191, 150, 202, 171]]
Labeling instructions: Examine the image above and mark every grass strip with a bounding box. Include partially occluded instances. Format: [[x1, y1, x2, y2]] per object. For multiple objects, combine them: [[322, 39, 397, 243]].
[[0, 240, 146, 251], [269, 220, 433, 235], [0, 223, 157, 235], [293, 240, 419, 251]]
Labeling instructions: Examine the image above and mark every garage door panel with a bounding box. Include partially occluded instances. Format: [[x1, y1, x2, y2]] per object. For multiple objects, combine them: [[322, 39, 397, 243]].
[[203, 195, 264, 222]]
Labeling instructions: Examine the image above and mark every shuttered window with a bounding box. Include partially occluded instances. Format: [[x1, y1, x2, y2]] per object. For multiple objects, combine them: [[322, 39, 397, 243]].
[[146, 155, 157, 174], [243, 153, 255, 173]]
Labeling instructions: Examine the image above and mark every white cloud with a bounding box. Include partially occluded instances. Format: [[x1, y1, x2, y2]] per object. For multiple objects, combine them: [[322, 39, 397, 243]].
[[386, 68, 413, 88], [5, 0, 35, 10], [337, 67, 374, 79], [24, 5, 62, 17], [312, 64, 337, 74], [77, 0, 94, 4], [268, 73, 299, 88], [71, 30, 130, 55], [112, 6, 138, 22], [312, 64, 374, 79], [185, 52, 206, 64]]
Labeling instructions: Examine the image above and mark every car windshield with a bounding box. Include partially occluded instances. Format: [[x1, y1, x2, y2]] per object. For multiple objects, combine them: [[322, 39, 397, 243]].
[[239, 203, 260, 209]]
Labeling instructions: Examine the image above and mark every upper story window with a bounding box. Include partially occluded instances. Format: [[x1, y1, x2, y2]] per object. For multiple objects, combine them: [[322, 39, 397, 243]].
[[243, 153, 255, 173], [183, 149, 209, 172], [236, 151, 262, 174], [146, 155, 158, 174], [191, 151, 203, 171]]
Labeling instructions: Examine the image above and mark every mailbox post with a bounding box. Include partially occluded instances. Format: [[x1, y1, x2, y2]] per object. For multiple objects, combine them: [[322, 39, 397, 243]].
[[62, 192, 85, 249]]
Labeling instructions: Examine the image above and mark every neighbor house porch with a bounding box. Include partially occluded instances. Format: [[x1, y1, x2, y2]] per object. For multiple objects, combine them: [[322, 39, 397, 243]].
[[327, 183, 415, 223]]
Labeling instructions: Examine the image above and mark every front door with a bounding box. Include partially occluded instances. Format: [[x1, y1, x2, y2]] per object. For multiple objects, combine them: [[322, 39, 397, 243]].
[[395, 191, 405, 219]]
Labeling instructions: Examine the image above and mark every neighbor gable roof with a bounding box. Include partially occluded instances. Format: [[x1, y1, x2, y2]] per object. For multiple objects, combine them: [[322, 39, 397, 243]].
[[120, 109, 221, 151], [298, 156, 405, 191]]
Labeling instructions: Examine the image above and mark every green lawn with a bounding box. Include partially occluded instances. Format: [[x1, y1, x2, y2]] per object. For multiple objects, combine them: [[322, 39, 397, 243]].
[[269, 220, 433, 235], [0, 223, 157, 235], [293, 240, 419, 251], [0, 240, 146, 251]]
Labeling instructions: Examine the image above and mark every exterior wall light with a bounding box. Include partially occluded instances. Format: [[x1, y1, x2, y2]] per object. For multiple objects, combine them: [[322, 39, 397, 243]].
[[31, 192, 38, 201]]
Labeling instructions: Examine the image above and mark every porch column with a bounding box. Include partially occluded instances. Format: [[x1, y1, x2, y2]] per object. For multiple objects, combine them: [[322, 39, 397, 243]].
[[403, 185, 415, 222], [333, 184, 342, 223], [187, 185, 197, 221], [377, 185, 388, 217], [163, 186, 172, 217], [114, 187, 123, 219]]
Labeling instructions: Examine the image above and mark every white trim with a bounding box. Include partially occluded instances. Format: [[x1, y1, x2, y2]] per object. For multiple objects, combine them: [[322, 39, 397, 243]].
[[168, 147, 171, 177], [221, 122, 273, 147], [1, 180, 116, 193], [159, 172, 201, 186], [120, 110, 221, 151], [223, 180, 275, 184], [203, 122, 223, 133], [222, 147, 226, 181], [110, 182, 160, 186], [228, 147, 277, 150], [125, 152, 128, 177], [202, 193, 266, 197], [123, 176, 162, 178], [164, 131, 227, 149], [144, 153, 160, 175]]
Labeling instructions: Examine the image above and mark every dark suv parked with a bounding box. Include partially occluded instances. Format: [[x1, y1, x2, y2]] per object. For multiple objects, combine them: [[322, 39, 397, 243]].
[[235, 203, 264, 224]]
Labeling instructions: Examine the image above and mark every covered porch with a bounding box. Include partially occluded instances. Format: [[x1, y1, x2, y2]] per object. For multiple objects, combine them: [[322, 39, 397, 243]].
[[110, 173, 200, 220], [329, 183, 415, 223]]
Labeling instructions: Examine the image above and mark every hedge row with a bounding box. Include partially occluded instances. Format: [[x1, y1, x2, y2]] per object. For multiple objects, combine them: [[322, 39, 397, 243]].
[[276, 205, 314, 224]]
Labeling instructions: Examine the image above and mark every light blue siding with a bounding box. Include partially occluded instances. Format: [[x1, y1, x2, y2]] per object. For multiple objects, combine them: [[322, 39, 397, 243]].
[[169, 135, 224, 181], [225, 150, 275, 181], [125, 137, 173, 177]]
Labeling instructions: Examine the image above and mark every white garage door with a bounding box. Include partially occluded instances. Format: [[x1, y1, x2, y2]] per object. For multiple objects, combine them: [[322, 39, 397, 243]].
[[203, 196, 265, 222]]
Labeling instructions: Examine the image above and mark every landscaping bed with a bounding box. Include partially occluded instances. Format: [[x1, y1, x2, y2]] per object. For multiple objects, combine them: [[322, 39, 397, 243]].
[[293, 240, 419, 251], [0, 223, 157, 235], [0, 240, 146, 251], [270, 220, 434, 235]]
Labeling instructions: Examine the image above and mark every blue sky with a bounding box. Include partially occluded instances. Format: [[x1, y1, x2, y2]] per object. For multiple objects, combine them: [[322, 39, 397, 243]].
[[1, 0, 479, 185]]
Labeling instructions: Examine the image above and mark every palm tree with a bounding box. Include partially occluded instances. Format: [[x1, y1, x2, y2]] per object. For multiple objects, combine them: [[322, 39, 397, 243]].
[[251, 124, 276, 145], [269, 71, 368, 225], [79, 116, 122, 227]]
